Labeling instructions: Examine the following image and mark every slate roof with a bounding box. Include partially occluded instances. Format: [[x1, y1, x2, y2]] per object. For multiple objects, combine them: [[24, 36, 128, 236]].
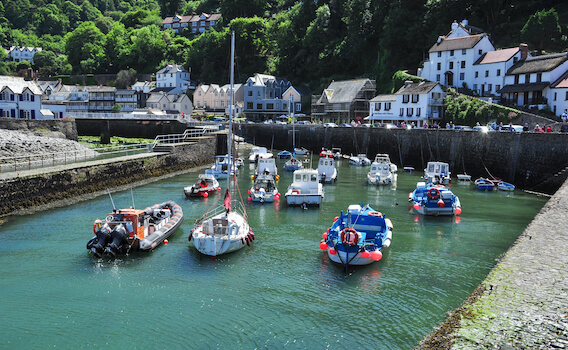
[[0, 76, 42, 94], [156, 64, 188, 74], [506, 53, 568, 75], [370, 94, 396, 102], [162, 13, 221, 25], [474, 47, 519, 65], [498, 82, 550, 93], [396, 81, 440, 94], [428, 35, 484, 53], [319, 79, 375, 104]]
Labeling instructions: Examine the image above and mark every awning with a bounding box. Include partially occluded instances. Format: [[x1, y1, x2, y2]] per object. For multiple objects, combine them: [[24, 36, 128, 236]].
[[498, 82, 550, 93]]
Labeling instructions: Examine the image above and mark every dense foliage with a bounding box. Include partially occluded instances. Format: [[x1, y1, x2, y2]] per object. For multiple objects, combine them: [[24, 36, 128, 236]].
[[444, 89, 520, 126], [0, 0, 567, 92]]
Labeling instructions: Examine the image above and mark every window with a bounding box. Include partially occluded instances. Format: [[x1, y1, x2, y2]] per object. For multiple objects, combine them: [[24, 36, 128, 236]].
[[385, 103, 391, 111], [497, 69, 501, 76], [412, 94, 419, 103], [514, 75, 519, 84], [406, 108, 413, 116], [554, 92, 557, 101], [256, 103, 262, 110], [514, 57, 518, 63], [461, 61, 466, 69], [376, 102, 381, 111], [475, 71, 479, 78], [436, 74, 440, 82], [266, 103, 274, 110], [450, 50, 454, 56], [399, 108, 404, 116], [210, 20, 215, 26], [437, 62, 441, 71], [462, 49, 466, 55], [496, 85, 500, 91], [200, 21, 205, 26], [248, 91, 252, 96], [247, 102, 253, 109], [485, 70, 489, 77], [566, 91, 568, 100], [437, 52, 442, 58], [488, 84, 492, 91], [473, 84, 477, 90], [416, 108, 421, 116], [449, 62, 454, 69], [537, 73, 542, 82], [460, 72, 465, 80], [525, 74, 530, 83], [402, 95, 409, 103], [478, 49, 483, 55]]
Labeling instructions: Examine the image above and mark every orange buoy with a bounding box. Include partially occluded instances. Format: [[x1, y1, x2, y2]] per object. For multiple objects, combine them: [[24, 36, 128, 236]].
[[164, 239, 169, 244]]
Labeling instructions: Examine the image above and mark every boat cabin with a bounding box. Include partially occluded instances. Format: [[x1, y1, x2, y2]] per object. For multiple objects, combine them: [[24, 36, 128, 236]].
[[374, 154, 392, 164], [255, 154, 278, 176]]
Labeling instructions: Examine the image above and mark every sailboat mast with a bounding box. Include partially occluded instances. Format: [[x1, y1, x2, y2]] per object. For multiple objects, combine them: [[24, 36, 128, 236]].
[[227, 30, 235, 190], [291, 94, 295, 157]]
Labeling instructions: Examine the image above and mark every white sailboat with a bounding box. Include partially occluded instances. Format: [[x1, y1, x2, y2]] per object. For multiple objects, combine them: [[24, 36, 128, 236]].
[[190, 31, 254, 256]]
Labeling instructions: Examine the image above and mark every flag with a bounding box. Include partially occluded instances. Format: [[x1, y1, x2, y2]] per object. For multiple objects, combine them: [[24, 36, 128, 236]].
[[224, 189, 231, 213]]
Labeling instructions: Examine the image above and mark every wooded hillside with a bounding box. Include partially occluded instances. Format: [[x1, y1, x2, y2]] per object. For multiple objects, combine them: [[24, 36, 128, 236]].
[[1, 0, 567, 92]]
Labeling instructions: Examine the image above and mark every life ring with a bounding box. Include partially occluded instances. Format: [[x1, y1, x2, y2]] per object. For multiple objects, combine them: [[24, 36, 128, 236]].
[[340, 228, 359, 246], [369, 211, 382, 217], [427, 188, 440, 200]]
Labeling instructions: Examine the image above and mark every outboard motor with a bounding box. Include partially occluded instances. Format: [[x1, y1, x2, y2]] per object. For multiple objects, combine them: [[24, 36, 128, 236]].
[[105, 224, 129, 257], [88, 223, 112, 258]]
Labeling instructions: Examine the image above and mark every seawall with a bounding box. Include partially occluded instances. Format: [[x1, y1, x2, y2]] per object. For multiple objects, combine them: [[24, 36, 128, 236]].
[[236, 124, 568, 194], [0, 137, 216, 217], [75, 118, 189, 139], [0, 118, 78, 140]]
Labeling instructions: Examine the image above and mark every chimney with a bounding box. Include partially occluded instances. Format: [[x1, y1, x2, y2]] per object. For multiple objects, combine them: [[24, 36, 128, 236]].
[[451, 20, 458, 31], [519, 44, 529, 60]]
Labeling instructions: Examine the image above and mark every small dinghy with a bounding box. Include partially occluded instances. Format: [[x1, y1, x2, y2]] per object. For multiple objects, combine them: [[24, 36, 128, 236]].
[[88, 201, 183, 258], [475, 177, 495, 191], [320, 204, 393, 267], [497, 180, 515, 191], [184, 173, 221, 198]]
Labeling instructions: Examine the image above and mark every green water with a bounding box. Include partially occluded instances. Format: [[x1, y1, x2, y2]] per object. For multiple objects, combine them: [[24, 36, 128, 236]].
[[0, 153, 547, 349]]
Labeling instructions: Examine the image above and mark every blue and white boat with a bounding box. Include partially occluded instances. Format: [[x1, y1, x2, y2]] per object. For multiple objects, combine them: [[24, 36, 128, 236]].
[[277, 150, 292, 159], [497, 180, 515, 191], [317, 156, 337, 183], [409, 182, 462, 216], [474, 177, 495, 191], [248, 174, 280, 203], [320, 204, 393, 267]]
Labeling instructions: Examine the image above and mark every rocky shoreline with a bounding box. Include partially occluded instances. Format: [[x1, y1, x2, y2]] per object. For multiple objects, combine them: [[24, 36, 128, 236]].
[[0, 129, 98, 159]]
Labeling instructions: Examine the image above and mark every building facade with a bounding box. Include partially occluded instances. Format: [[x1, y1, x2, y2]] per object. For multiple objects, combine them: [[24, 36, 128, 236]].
[[5, 46, 42, 64], [193, 83, 244, 114], [368, 81, 445, 127], [161, 13, 221, 34], [155, 64, 192, 93], [243, 74, 292, 120], [312, 78, 376, 124], [0, 76, 42, 119]]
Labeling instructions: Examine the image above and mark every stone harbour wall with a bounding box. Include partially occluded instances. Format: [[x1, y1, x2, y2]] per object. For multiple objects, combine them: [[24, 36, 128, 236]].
[[0, 137, 216, 217]]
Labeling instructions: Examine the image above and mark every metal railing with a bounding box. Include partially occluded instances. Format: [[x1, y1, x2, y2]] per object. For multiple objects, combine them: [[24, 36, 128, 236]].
[[0, 143, 152, 174], [153, 129, 208, 147]]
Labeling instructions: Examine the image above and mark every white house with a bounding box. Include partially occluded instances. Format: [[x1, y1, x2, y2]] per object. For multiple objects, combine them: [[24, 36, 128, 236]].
[[243, 73, 292, 120], [161, 13, 221, 34], [368, 81, 445, 127], [146, 92, 192, 116], [500, 52, 568, 113], [5, 46, 42, 64], [418, 20, 495, 89], [132, 81, 154, 93], [115, 89, 137, 112], [547, 70, 568, 116], [282, 86, 311, 115], [0, 76, 43, 119], [155, 64, 192, 93]]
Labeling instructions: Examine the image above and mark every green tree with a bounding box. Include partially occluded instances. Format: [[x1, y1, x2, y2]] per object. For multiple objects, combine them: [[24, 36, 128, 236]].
[[35, 5, 70, 36], [65, 22, 106, 73], [521, 8, 563, 53], [112, 103, 122, 112], [95, 16, 114, 34], [128, 25, 168, 73], [33, 50, 58, 68], [115, 68, 137, 88]]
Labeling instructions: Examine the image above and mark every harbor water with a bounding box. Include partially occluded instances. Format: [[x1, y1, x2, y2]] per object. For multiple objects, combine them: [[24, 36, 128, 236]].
[[0, 148, 547, 349]]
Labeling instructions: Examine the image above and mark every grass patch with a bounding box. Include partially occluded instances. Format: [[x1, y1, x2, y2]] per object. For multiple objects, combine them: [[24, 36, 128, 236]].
[[78, 136, 154, 149]]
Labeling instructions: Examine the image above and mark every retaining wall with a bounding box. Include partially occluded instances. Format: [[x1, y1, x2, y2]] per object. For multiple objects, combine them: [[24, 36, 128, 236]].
[[0, 118, 78, 140], [236, 124, 568, 194], [0, 137, 216, 217], [75, 118, 189, 139]]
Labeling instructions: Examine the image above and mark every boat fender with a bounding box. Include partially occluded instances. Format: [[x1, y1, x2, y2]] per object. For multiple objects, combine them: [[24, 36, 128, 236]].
[[437, 199, 445, 208], [427, 188, 440, 200], [93, 219, 102, 234], [241, 238, 245, 245], [369, 211, 382, 217], [246, 237, 250, 246], [340, 228, 359, 246]]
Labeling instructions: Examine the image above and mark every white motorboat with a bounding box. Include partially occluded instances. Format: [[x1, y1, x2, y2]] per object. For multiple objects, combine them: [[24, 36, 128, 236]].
[[184, 173, 221, 198], [317, 156, 337, 183], [349, 154, 371, 166], [204, 154, 239, 179], [248, 146, 268, 163], [253, 153, 278, 179], [190, 31, 254, 257], [367, 162, 393, 185], [373, 153, 398, 173], [285, 168, 324, 206], [248, 174, 280, 203], [424, 161, 451, 185]]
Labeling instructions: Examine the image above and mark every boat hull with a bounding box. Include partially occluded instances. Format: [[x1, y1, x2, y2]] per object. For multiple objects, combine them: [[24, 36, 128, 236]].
[[285, 194, 322, 206], [327, 249, 376, 266]]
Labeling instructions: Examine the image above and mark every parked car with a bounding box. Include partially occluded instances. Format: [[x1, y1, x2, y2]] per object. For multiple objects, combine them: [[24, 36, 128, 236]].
[[339, 123, 352, 127], [296, 121, 311, 125], [473, 126, 490, 132], [324, 123, 338, 127], [453, 125, 472, 130]]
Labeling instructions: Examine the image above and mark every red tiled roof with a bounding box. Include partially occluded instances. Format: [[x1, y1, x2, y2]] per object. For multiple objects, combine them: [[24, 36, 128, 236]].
[[474, 47, 519, 65], [429, 35, 484, 53]]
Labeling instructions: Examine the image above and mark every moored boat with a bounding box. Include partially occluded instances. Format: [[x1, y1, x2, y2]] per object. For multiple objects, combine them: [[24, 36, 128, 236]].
[[373, 153, 398, 173], [367, 162, 393, 185], [277, 150, 292, 159], [424, 161, 451, 185], [88, 201, 184, 258], [409, 182, 462, 216], [205, 154, 239, 179], [317, 156, 337, 183], [248, 174, 280, 203], [283, 157, 304, 172], [474, 177, 495, 191], [497, 180, 515, 191], [253, 153, 279, 180], [349, 154, 370, 166], [248, 146, 268, 163], [320, 204, 393, 267], [184, 173, 221, 198], [285, 168, 324, 206]]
